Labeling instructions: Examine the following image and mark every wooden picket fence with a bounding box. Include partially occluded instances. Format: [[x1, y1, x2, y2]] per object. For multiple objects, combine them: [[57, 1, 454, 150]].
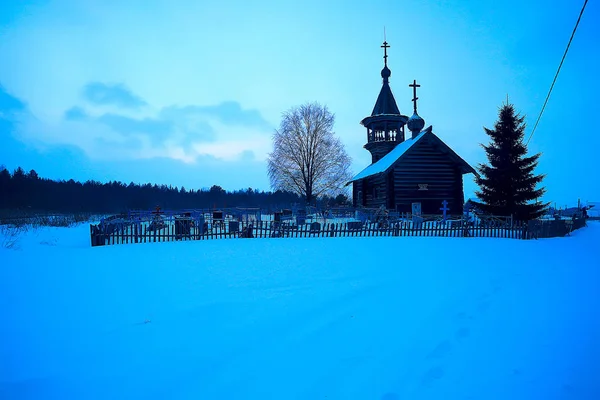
[[90, 219, 531, 247]]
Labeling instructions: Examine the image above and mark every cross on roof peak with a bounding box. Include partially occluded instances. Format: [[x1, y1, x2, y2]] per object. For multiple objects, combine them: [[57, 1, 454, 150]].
[[409, 79, 421, 113]]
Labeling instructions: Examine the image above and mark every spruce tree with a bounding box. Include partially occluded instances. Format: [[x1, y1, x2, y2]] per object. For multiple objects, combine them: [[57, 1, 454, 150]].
[[473, 102, 549, 221]]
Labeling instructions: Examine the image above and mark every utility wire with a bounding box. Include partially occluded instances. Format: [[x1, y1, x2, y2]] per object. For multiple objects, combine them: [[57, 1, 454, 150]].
[[526, 0, 588, 146]]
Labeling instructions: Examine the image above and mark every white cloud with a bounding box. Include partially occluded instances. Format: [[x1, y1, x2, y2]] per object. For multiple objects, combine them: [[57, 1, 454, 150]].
[[12, 92, 274, 166], [191, 134, 271, 162]]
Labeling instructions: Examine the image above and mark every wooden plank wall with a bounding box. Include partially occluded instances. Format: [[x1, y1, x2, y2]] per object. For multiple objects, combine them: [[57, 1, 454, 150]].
[[392, 139, 465, 213], [356, 138, 467, 213]]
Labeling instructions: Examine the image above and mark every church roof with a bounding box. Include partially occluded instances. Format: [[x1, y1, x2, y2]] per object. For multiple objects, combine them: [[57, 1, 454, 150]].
[[349, 128, 427, 183], [371, 82, 400, 116], [347, 125, 477, 184], [368, 40, 402, 117]]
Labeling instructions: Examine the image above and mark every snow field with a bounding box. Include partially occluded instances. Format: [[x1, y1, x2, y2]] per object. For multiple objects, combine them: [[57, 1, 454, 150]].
[[0, 222, 599, 399]]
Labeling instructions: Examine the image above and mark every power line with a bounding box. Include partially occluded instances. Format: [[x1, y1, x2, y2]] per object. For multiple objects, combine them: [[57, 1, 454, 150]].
[[526, 0, 588, 146]]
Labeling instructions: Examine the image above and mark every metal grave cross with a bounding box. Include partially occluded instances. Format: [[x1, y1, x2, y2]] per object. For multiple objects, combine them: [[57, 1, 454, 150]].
[[440, 200, 449, 222]]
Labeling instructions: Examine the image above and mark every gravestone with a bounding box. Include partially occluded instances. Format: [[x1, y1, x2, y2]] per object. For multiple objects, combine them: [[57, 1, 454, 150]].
[[212, 211, 224, 229], [282, 209, 293, 221], [297, 213, 306, 225], [355, 210, 368, 223], [197, 215, 205, 236], [175, 214, 192, 238], [240, 224, 254, 238], [348, 221, 363, 231], [310, 222, 321, 233], [412, 202, 422, 216], [229, 221, 240, 234], [412, 202, 423, 227]]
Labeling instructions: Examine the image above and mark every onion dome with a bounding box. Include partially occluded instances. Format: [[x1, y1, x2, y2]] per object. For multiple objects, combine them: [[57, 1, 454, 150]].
[[407, 112, 425, 133], [381, 65, 391, 81]]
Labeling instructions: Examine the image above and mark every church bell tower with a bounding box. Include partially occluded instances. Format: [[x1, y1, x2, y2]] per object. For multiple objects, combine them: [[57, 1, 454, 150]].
[[361, 40, 409, 164]]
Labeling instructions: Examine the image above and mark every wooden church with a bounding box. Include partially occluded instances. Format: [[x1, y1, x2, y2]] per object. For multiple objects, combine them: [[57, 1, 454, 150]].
[[348, 40, 477, 215]]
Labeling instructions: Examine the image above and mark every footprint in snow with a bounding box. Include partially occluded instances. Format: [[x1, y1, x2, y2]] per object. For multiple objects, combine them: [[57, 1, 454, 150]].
[[455, 326, 470, 341], [454, 311, 474, 323], [477, 299, 492, 313], [427, 340, 452, 359], [421, 366, 444, 386], [490, 278, 503, 293]]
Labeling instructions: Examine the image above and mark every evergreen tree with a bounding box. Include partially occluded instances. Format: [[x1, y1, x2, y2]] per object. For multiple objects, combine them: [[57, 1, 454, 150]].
[[472, 102, 549, 221], [0, 165, 305, 212]]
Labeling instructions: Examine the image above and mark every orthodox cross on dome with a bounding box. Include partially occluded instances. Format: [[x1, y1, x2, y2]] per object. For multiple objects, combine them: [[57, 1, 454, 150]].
[[409, 79, 421, 113], [381, 40, 390, 66]]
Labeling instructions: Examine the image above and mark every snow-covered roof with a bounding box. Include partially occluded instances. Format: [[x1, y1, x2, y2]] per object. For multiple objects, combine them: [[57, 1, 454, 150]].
[[348, 129, 428, 183], [586, 203, 599, 217], [348, 125, 478, 184]]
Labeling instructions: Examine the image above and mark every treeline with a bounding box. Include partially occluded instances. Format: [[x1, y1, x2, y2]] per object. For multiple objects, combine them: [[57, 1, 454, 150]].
[[0, 166, 349, 214]]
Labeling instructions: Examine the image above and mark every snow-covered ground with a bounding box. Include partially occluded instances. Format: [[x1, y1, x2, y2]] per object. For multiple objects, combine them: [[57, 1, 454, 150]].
[[1, 222, 599, 400]]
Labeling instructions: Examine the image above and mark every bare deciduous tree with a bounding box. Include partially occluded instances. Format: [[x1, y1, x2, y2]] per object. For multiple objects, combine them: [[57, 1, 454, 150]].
[[267, 102, 352, 203]]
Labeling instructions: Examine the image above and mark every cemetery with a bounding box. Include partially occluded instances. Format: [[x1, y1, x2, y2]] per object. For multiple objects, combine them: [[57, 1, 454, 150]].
[[89, 201, 588, 246]]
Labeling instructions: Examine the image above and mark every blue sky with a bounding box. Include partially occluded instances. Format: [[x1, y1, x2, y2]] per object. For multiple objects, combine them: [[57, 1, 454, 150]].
[[0, 0, 598, 205]]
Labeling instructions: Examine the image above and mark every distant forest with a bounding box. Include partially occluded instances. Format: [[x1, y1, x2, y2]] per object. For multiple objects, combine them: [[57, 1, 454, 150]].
[[0, 166, 349, 214]]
